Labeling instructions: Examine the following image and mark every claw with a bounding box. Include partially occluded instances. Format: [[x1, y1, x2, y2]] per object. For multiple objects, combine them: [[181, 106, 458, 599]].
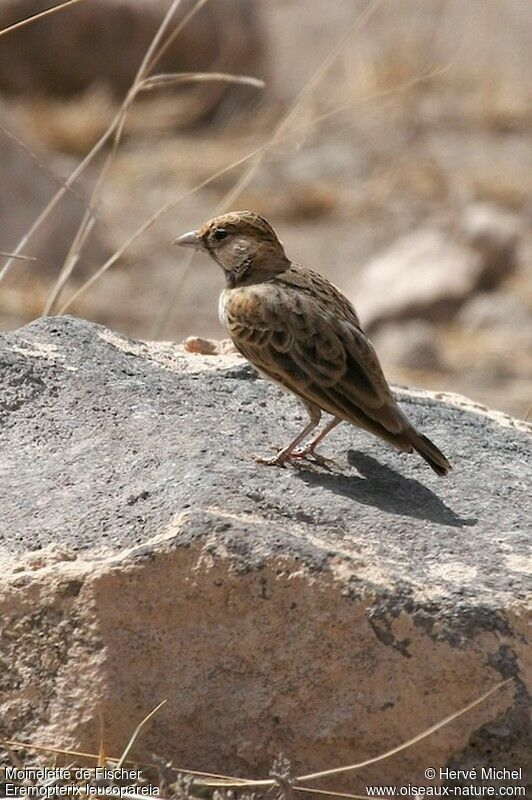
[[253, 452, 288, 467], [253, 448, 309, 468], [253, 447, 337, 471], [308, 452, 338, 470], [291, 447, 338, 470]]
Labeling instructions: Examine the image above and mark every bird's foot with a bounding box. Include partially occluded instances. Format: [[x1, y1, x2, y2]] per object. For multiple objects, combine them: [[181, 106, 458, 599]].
[[253, 449, 291, 467], [253, 444, 338, 470], [253, 447, 309, 468], [291, 447, 338, 471]]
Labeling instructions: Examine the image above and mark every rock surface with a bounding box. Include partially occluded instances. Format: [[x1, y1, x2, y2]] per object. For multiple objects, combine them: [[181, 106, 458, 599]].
[[0, 317, 530, 788], [350, 205, 520, 331]]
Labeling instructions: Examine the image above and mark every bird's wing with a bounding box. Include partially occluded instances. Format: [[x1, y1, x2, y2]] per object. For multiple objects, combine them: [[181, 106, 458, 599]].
[[225, 275, 410, 441]]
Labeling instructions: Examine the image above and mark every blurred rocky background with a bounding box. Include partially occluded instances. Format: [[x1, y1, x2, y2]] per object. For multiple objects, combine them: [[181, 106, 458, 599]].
[[0, 0, 531, 417]]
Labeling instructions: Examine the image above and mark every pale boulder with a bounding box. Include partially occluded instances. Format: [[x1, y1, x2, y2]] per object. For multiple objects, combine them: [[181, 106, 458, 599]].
[[350, 205, 520, 331]]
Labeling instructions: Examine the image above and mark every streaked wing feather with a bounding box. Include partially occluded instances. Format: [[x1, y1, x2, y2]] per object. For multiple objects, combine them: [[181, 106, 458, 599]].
[[226, 272, 409, 441]]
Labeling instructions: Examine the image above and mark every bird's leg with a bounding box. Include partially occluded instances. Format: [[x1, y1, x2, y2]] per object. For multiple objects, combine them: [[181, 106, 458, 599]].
[[292, 416, 342, 466], [255, 405, 321, 467]]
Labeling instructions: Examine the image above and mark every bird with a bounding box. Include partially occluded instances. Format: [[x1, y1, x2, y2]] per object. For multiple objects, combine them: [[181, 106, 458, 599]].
[[174, 211, 452, 476]]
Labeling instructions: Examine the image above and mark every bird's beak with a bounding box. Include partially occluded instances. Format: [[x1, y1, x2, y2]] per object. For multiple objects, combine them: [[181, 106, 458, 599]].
[[173, 229, 203, 250]]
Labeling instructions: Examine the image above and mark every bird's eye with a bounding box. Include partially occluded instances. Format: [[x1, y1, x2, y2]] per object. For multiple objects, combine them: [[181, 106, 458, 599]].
[[212, 228, 228, 241]]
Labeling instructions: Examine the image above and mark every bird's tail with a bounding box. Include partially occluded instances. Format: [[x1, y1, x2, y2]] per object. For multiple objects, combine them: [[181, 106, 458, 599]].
[[408, 429, 452, 476]]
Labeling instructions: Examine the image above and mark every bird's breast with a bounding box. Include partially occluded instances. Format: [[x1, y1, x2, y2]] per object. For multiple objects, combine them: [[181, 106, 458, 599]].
[[219, 286, 267, 330], [218, 289, 231, 330]]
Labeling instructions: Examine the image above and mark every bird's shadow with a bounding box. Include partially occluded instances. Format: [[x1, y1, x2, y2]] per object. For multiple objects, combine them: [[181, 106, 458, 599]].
[[295, 449, 477, 528]]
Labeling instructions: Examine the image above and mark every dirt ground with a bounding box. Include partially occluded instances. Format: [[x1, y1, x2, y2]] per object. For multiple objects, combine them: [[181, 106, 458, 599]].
[[1, 0, 531, 418]]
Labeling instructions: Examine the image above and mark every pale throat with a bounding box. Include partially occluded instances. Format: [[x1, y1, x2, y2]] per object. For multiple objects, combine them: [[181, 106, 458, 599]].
[[226, 255, 253, 288]]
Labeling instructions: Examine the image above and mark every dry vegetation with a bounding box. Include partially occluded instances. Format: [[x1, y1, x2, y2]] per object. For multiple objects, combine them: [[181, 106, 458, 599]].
[[0, 0, 531, 422], [0, 680, 512, 799]]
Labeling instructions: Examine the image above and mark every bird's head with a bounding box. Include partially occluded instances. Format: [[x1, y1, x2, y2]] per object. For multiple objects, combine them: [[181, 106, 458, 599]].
[[174, 211, 290, 287]]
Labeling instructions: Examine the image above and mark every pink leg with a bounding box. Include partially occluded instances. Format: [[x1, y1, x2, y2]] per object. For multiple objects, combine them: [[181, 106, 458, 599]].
[[255, 405, 322, 467], [292, 416, 342, 465]]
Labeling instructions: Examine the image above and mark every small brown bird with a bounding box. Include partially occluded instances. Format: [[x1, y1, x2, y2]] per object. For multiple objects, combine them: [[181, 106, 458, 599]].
[[175, 211, 451, 475]]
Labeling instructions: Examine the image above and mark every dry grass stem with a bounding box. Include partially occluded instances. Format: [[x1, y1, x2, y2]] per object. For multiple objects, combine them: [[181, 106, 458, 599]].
[[1, 0, 193, 283], [1, 679, 513, 800], [43, 0, 265, 314], [59, 59, 448, 325], [150, 0, 385, 337], [1, 738, 241, 781], [297, 678, 512, 782], [0, 0, 88, 39], [43, 217, 95, 314], [43, 0, 188, 308], [193, 678, 512, 789], [0, 105, 121, 283], [137, 72, 265, 93], [58, 148, 258, 316], [218, 0, 387, 212], [0, 251, 36, 261], [0, 121, 94, 210], [57, 0, 220, 276], [115, 700, 167, 770], [44, 70, 263, 314], [144, 0, 211, 76]]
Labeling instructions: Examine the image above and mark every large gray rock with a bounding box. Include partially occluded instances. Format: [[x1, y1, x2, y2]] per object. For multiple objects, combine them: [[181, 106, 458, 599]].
[[0, 317, 530, 789]]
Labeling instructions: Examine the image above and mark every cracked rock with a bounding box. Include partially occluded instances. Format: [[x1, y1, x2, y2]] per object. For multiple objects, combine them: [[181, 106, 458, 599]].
[[0, 316, 530, 786]]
